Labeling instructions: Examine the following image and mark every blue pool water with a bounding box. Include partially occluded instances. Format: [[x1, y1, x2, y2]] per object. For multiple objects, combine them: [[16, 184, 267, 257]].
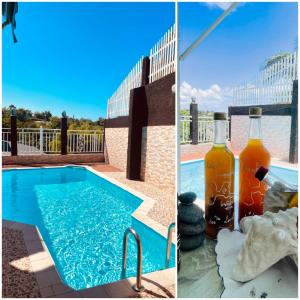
[[3, 167, 175, 290], [181, 159, 298, 200]]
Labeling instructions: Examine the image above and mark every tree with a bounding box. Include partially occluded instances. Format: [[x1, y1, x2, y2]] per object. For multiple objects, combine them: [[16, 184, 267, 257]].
[[16, 108, 32, 122], [2, 105, 103, 130], [34, 111, 52, 121]]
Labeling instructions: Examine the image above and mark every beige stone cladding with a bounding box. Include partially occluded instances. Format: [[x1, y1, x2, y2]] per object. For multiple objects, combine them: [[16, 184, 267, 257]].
[[140, 125, 175, 193], [231, 115, 291, 161], [105, 127, 128, 171]]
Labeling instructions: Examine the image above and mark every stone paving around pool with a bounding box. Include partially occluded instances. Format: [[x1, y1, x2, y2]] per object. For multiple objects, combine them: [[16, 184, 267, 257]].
[[97, 170, 175, 228], [2, 226, 41, 298]]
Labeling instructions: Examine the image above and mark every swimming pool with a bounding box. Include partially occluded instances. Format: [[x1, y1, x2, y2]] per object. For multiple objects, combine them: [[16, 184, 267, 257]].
[[3, 166, 175, 290], [181, 159, 298, 200]]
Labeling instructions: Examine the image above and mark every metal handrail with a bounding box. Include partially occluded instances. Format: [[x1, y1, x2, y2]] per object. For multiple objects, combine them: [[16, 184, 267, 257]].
[[165, 222, 175, 268], [122, 228, 144, 292]]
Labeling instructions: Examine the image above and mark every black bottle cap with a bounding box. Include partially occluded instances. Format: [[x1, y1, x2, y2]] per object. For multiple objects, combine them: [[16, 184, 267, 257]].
[[213, 112, 227, 120], [255, 166, 269, 181], [249, 107, 262, 118]]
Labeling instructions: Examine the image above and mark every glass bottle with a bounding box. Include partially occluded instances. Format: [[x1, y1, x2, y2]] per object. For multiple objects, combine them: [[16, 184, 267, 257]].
[[239, 107, 270, 222], [255, 166, 298, 192], [205, 112, 235, 240], [255, 166, 298, 208]]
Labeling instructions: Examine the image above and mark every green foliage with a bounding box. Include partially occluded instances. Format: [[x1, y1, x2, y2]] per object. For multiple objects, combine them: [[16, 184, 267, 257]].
[[2, 105, 104, 130], [2, 108, 10, 128]]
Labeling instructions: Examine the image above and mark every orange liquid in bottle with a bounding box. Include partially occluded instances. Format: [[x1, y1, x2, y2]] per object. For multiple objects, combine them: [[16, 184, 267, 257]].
[[239, 138, 270, 222], [205, 114, 235, 240]]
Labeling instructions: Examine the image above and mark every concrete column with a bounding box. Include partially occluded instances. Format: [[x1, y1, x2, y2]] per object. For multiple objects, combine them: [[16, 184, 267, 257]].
[[126, 57, 150, 180], [289, 80, 298, 163], [141, 57, 150, 86], [61, 117, 68, 155], [126, 87, 147, 180], [190, 100, 198, 145]]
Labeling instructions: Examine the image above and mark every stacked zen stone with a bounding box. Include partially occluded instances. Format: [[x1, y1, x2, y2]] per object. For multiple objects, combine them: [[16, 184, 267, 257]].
[[178, 192, 205, 251]]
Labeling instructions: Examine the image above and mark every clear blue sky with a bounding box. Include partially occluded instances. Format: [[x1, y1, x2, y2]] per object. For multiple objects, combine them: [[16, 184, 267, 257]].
[[179, 2, 298, 111], [3, 2, 174, 120]]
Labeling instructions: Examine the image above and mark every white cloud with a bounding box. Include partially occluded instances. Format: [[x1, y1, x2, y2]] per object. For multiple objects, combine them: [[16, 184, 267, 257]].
[[205, 2, 234, 11], [180, 81, 233, 112]]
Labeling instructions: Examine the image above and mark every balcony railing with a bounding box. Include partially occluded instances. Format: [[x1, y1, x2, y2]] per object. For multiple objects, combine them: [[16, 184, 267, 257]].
[[180, 116, 230, 144], [2, 127, 104, 155], [68, 130, 104, 153]]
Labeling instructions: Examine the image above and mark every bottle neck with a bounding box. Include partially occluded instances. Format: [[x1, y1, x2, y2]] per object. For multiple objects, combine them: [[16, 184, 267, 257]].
[[214, 120, 226, 145], [249, 117, 262, 140]]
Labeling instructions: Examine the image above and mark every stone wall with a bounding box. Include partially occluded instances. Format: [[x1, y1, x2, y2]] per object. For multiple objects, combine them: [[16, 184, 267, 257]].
[[3, 153, 104, 165], [231, 115, 291, 161], [105, 127, 128, 171], [140, 125, 175, 193]]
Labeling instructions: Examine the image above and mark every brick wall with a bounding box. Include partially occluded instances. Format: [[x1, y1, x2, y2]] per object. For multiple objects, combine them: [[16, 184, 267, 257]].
[[105, 127, 128, 171], [140, 125, 175, 193], [3, 153, 104, 165], [231, 115, 291, 161]]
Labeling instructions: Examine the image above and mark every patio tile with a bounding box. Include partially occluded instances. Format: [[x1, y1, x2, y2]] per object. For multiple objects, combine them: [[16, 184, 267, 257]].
[[31, 258, 54, 272], [53, 291, 81, 298], [25, 240, 45, 252], [103, 280, 137, 298], [23, 230, 41, 242], [29, 251, 52, 263], [79, 286, 109, 298], [35, 269, 62, 288], [40, 286, 55, 297], [10, 222, 27, 231], [52, 283, 74, 295]]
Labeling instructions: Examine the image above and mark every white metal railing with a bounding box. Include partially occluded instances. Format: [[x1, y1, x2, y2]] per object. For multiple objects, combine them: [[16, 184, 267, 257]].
[[180, 116, 230, 144], [149, 24, 176, 83], [2, 128, 104, 155], [2, 128, 11, 155], [15, 128, 61, 154], [233, 52, 298, 106], [180, 115, 192, 144], [67, 130, 104, 153], [107, 58, 143, 119], [107, 24, 176, 119], [198, 117, 230, 143], [198, 118, 214, 144]]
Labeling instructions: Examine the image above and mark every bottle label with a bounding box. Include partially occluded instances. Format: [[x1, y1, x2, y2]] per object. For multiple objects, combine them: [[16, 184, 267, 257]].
[[206, 178, 234, 227]]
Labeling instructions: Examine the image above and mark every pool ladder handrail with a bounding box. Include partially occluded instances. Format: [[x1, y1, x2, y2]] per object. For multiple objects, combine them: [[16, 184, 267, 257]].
[[165, 222, 175, 268], [122, 228, 145, 292]]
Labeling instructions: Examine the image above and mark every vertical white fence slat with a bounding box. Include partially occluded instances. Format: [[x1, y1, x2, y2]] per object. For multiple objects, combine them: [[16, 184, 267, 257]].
[[233, 52, 298, 106], [107, 57, 143, 119], [149, 24, 176, 83], [107, 24, 176, 119]]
